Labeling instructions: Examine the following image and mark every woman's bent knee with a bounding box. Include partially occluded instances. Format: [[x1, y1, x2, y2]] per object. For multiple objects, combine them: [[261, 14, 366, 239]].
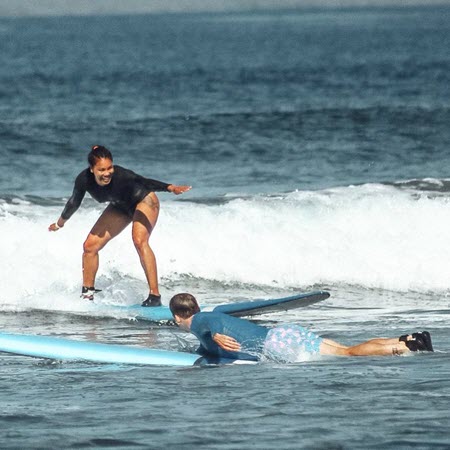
[[83, 237, 103, 254], [132, 235, 150, 253]]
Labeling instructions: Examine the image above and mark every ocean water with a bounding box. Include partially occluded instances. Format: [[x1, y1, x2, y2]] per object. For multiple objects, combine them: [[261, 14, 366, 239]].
[[1, 6, 450, 449]]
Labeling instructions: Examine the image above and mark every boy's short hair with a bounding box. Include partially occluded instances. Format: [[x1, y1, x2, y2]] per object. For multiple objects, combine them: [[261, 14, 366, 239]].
[[169, 293, 201, 319]]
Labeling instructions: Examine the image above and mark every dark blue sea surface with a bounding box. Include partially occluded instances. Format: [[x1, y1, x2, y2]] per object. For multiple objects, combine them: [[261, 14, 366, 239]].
[[0, 6, 450, 197], [1, 6, 450, 449]]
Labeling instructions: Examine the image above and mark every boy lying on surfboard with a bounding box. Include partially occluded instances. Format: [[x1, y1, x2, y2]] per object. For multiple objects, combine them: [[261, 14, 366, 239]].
[[169, 293, 434, 362]]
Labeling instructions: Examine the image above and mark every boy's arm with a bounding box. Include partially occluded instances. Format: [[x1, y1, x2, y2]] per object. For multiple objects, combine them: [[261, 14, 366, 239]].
[[212, 333, 241, 352]]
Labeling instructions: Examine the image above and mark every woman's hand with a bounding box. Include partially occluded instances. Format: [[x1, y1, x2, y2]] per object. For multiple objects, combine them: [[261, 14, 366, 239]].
[[213, 333, 241, 352], [48, 219, 65, 232], [168, 185, 192, 195]]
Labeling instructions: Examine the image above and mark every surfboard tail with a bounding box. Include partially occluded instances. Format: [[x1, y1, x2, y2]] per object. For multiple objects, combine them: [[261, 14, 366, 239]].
[[213, 290, 330, 317]]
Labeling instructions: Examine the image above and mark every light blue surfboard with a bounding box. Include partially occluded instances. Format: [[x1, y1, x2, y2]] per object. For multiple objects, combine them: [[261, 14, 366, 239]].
[[96, 290, 330, 322], [0, 292, 329, 366], [0, 332, 237, 366]]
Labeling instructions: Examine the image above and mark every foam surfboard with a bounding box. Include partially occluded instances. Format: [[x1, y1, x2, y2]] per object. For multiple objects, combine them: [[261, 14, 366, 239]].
[[95, 290, 330, 322], [0, 332, 239, 367], [0, 292, 329, 366], [213, 291, 330, 317]]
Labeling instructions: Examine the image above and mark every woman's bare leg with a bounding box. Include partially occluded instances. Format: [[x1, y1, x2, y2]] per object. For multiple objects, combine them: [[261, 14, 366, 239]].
[[132, 193, 160, 296], [83, 205, 131, 287]]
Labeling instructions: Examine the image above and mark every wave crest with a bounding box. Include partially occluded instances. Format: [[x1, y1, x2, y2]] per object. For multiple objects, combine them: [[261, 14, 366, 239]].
[[1, 182, 449, 309]]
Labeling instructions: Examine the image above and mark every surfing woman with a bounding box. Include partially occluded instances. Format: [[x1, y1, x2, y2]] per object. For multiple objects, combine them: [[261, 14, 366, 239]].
[[48, 145, 191, 306]]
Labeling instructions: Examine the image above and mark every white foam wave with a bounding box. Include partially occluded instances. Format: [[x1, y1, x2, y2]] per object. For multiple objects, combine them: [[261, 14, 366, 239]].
[[156, 184, 450, 293], [1, 184, 450, 310]]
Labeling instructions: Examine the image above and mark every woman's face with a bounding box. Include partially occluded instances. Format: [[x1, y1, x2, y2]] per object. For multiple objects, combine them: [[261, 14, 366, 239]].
[[90, 157, 114, 186]]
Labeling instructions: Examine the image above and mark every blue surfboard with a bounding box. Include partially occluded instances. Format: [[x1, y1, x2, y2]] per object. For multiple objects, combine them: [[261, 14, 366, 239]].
[[0, 332, 239, 367], [0, 293, 329, 366], [213, 291, 329, 317], [95, 290, 330, 322]]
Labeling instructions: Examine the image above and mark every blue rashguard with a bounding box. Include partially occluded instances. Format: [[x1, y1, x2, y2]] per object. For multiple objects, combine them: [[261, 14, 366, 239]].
[[190, 312, 323, 363], [190, 312, 269, 361]]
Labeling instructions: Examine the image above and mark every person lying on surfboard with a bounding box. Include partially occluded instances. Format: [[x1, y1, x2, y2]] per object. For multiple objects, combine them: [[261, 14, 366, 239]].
[[48, 145, 191, 306], [169, 293, 434, 362]]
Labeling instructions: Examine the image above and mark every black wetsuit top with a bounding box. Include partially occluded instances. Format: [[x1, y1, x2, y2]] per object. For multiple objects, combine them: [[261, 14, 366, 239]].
[[61, 165, 170, 220]]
